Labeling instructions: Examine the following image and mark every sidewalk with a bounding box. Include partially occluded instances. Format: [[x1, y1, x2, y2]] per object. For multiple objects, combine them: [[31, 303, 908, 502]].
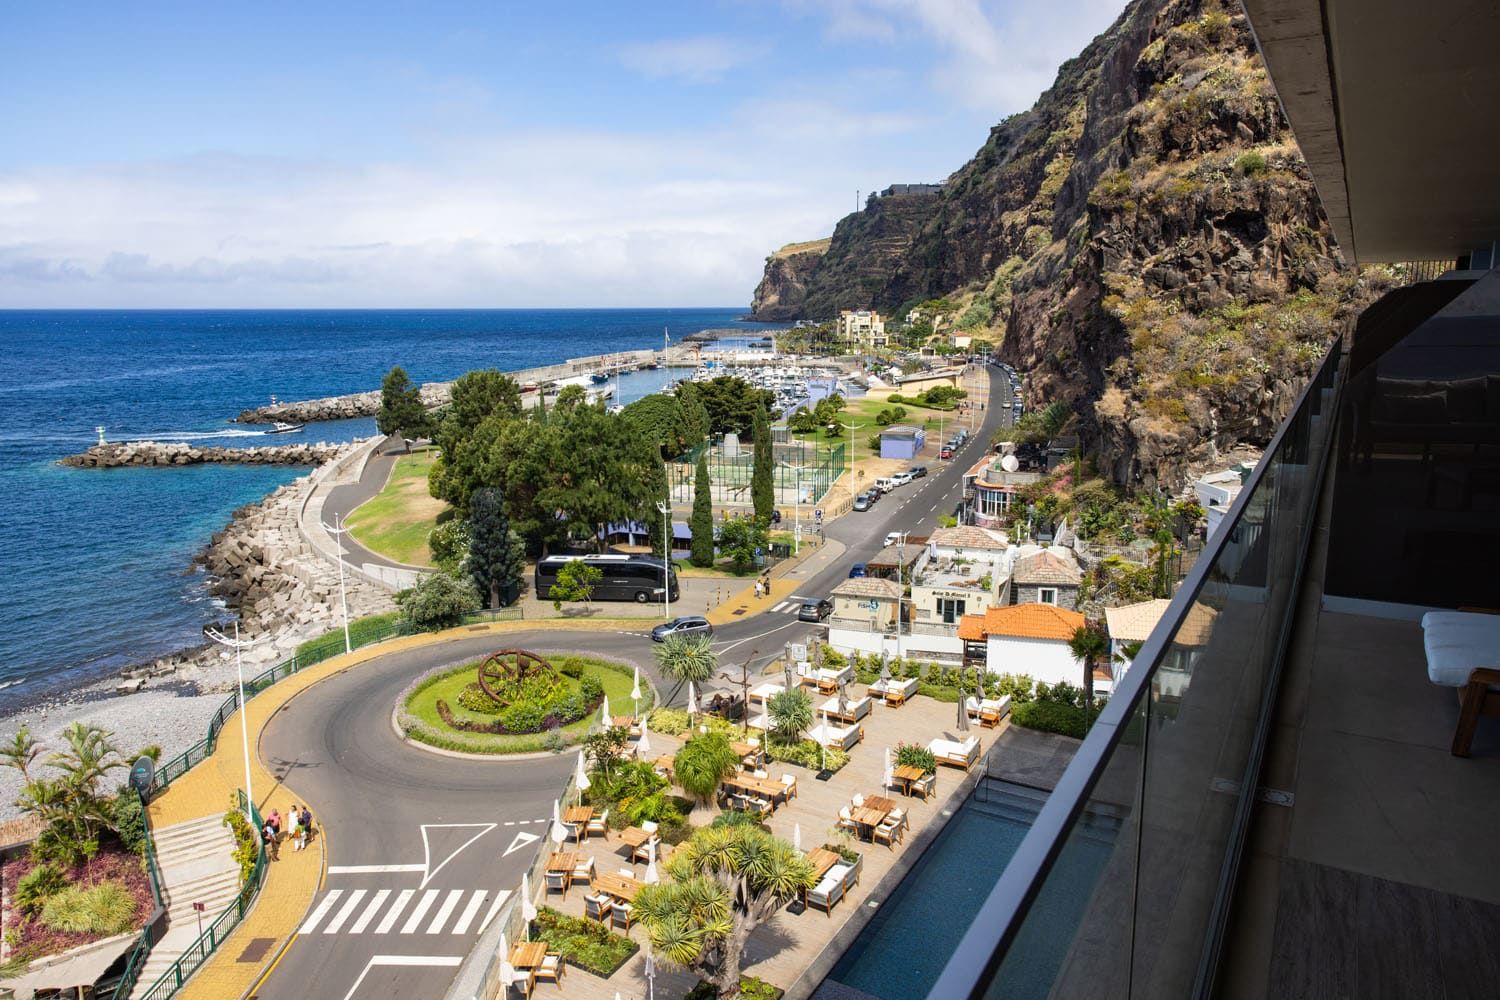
[[144, 617, 635, 1000], [704, 538, 847, 625]]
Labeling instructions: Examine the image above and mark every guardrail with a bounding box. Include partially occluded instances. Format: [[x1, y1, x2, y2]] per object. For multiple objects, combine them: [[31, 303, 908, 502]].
[[135, 791, 267, 1000]]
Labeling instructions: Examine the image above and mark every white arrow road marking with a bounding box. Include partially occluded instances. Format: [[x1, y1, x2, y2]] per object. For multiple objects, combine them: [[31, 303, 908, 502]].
[[503, 830, 540, 857], [341, 955, 463, 1000], [421, 823, 497, 888]]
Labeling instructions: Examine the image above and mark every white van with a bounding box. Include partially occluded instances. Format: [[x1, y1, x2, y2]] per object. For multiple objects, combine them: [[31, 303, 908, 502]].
[[874, 477, 897, 493]]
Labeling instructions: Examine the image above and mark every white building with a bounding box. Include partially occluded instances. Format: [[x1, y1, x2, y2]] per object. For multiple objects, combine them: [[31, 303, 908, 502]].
[[837, 310, 888, 351], [927, 525, 1010, 569], [1194, 468, 1246, 539], [959, 603, 1086, 688]]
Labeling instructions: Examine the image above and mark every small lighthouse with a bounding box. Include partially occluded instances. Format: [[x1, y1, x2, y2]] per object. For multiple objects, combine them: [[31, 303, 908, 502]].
[[96, 425, 106, 446]]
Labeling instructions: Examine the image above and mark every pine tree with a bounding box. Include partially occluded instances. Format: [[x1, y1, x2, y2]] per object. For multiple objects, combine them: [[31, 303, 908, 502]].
[[751, 405, 774, 526], [690, 454, 715, 567], [376, 365, 432, 448], [466, 487, 525, 608]]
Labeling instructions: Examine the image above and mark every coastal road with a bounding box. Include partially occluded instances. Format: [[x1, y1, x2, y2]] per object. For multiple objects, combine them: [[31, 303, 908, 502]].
[[251, 363, 1010, 998]]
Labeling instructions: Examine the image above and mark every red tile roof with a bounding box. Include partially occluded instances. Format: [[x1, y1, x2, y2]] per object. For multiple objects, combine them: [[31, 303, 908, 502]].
[[970, 602, 1085, 641]]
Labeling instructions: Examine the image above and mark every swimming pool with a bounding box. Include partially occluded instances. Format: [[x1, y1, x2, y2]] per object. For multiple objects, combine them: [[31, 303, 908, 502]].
[[820, 779, 1116, 999]]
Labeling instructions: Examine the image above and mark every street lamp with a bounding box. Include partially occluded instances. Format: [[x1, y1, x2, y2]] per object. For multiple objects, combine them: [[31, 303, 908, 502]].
[[204, 621, 258, 825], [656, 499, 672, 621], [322, 512, 353, 654], [896, 531, 908, 656], [719, 649, 758, 738]]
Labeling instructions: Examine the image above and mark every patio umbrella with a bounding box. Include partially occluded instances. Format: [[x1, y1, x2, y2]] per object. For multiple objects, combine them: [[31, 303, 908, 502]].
[[638, 713, 652, 755], [837, 674, 852, 718], [498, 931, 514, 987], [600, 693, 612, 727], [793, 822, 802, 852], [883, 746, 893, 789], [575, 749, 591, 793], [783, 646, 796, 693], [644, 840, 660, 884], [686, 680, 698, 716], [631, 665, 642, 712], [879, 652, 891, 687], [956, 671, 971, 733], [521, 871, 537, 939], [550, 799, 567, 845]]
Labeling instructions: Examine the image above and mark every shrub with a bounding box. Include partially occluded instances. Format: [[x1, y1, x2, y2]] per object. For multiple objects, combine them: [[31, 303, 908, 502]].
[[224, 806, 260, 885], [766, 688, 813, 743], [534, 906, 638, 977], [674, 733, 741, 805], [40, 882, 137, 935], [395, 572, 482, 631], [647, 707, 690, 736], [15, 864, 68, 914], [111, 790, 147, 856], [1235, 150, 1268, 176], [542, 729, 567, 753], [1011, 700, 1090, 739], [456, 683, 503, 715], [499, 702, 548, 734], [818, 644, 846, 668], [686, 976, 783, 1000], [765, 736, 849, 773], [428, 518, 471, 572], [894, 743, 937, 776], [579, 674, 604, 705], [875, 409, 894, 426], [886, 393, 905, 404]]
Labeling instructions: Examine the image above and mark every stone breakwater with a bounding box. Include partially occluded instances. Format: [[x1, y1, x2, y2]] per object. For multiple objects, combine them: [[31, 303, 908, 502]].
[[61, 440, 347, 468]]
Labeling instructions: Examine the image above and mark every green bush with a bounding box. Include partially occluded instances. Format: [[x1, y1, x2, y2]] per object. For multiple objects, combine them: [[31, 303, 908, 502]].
[[111, 790, 146, 856], [1235, 150, 1268, 176], [499, 702, 548, 733], [295, 611, 404, 663], [579, 674, 604, 705], [647, 706, 690, 735], [542, 729, 567, 753], [894, 742, 937, 776], [1011, 700, 1090, 739], [686, 976, 783, 999], [428, 518, 471, 572], [40, 882, 137, 935], [395, 572, 482, 632], [534, 906, 638, 977], [15, 864, 68, 914], [818, 644, 846, 668], [765, 736, 849, 773], [455, 683, 503, 715]]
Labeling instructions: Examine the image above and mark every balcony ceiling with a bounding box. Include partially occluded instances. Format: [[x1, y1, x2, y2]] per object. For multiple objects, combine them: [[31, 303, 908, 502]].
[[1241, 0, 1500, 263]]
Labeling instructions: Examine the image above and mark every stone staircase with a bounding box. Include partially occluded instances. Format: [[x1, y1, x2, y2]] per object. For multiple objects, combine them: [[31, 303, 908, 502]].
[[132, 815, 242, 998]]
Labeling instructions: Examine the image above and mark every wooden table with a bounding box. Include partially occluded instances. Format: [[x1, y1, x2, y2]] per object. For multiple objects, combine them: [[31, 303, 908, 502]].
[[731, 741, 765, 765], [563, 805, 595, 841], [722, 773, 786, 806], [510, 941, 547, 970], [851, 799, 894, 837], [892, 765, 926, 796], [612, 715, 636, 729], [619, 826, 657, 861], [546, 851, 578, 873], [806, 847, 841, 882], [652, 754, 675, 778], [592, 871, 643, 902]]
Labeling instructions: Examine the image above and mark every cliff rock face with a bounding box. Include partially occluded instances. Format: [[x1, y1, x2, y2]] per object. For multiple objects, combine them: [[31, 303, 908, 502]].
[[749, 239, 831, 320], [749, 0, 1392, 488]]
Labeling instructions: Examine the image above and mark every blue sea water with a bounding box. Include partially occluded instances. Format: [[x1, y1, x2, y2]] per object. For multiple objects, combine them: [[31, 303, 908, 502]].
[[0, 309, 763, 708]]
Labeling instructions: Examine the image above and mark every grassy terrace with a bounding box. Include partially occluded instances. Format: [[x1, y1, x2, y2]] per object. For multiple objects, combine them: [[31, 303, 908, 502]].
[[346, 448, 448, 566]]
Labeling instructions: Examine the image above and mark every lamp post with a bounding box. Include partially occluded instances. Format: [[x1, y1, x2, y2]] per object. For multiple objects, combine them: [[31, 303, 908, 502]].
[[719, 649, 758, 738], [204, 621, 258, 825], [656, 499, 671, 622], [323, 512, 353, 654], [896, 531, 907, 657]]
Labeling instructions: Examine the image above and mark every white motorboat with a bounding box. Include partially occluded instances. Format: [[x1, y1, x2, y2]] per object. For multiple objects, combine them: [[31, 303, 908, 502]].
[[265, 421, 304, 434]]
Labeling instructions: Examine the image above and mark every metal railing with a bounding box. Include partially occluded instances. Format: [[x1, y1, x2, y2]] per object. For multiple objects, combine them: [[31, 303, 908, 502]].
[[929, 338, 1345, 999], [106, 796, 169, 1000], [135, 791, 267, 1000], [152, 608, 522, 795]]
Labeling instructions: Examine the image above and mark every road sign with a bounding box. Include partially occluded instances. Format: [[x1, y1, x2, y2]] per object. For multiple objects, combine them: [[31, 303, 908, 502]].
[[755, 546, 763, 557], [790, 643, 808, 662], [814, 508, 824, 522]]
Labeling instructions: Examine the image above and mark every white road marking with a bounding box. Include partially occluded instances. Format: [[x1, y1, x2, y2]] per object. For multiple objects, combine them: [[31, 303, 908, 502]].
[[299, 890, 342, 934], [348, 889, 391, 934], [426, 889, 465, 934], [401, 889, 440, 934], [769, 601, 790, 613], [328, 864, 425, 875], [477, 889, 512, 934], [504, 830, 540, 857], [374, 889, 415, 934], [341, 955, 464, 1000], [420, 823, 496, 888], [323, 889, 368, 934], [449, 890, 488, 935]]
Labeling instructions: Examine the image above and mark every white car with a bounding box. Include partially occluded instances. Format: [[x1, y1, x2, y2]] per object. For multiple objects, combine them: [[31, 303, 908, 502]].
[[874, 477, 897, 493], [890, 472, 914, 487]]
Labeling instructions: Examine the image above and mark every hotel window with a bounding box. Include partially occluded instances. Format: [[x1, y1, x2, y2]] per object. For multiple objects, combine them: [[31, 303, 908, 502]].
[[937, 597, 966, 624], [1038, 587, 1058, 605]]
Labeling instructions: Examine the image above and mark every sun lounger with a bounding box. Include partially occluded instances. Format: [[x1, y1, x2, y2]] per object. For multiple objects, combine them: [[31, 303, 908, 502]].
[[812, 721, 863, 752], [1423, 609, 1500, 756], [871, 677, 918, 706], [749, 681, 785, 706], [979, 695, 1012, 728], [928, 735, 980, 770], [820, 694, 873, 724]]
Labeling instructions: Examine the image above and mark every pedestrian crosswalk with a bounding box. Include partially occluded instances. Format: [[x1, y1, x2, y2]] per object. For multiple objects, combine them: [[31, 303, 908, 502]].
[[300, 887, 511, 937], [767, 596, 810, 615]]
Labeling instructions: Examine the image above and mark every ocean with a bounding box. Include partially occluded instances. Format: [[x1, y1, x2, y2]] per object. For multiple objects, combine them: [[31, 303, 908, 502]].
[[0, 308, 765, 709]]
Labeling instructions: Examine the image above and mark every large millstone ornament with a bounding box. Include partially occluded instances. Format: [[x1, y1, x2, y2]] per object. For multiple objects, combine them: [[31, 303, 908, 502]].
[[475, 648, 558, 702]]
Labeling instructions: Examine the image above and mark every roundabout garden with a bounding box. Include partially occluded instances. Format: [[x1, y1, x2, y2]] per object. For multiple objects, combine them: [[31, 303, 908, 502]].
[[397, 649, 653, 754]]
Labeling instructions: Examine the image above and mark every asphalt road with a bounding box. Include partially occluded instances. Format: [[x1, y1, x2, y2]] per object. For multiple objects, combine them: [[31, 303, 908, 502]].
[[254, 363, 1011, 999]]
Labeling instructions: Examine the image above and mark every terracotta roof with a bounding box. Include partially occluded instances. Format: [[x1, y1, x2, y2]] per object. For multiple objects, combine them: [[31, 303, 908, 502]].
[[958, 613, 988, 641], [972, 602, 1085, 641], [866, 543, 925, 568], [1104, 599, 1172, 643], [928, 526, 1008, 550], [1013, 549, 1082, 586], [831, 577, 902, 599]]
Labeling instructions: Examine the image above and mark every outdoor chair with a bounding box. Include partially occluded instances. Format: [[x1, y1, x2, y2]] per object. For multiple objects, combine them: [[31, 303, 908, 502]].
[[1422, 609, 1500, 755], [837, 806, 857, 835], [873, 816, 903, 848], [632, 836, 659, 864], [852, 793, 865, 807], [641, 820, 659, 834], [563, 822, 583, 843], [913, 773, 936, 800], [753, 768, 769, 779], [749, 796, 772, 817], [584, 893, 613, 922], [586, 808, 609, 839], [534, 953, 565, 989], [780, 773, 797, 799], [570, 857, 594, 884], [544, 870, 568, 894], [611, 902, 634, 930]]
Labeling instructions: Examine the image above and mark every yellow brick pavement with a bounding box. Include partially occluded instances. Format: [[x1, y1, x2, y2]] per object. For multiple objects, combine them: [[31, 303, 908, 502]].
[[145, 616, 634, 1000]]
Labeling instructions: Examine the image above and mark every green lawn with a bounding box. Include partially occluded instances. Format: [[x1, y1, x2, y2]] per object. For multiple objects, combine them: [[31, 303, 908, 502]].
[[346, 449, 448, 567], [401, 655, 651, 754]]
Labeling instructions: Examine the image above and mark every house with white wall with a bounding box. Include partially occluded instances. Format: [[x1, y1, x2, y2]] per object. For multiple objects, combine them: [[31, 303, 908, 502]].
[[958, 603, 1085, 688]]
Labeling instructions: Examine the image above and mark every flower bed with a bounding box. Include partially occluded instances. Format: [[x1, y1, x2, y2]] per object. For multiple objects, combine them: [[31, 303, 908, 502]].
[[398, 652, 650, 754], [534, 906, 638, 977], [1, 846, 153, 966]]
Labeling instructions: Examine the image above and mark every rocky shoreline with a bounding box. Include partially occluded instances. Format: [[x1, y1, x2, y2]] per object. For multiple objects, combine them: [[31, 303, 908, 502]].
[[61, 440, 347, 468], [233, 383, 451, 425]]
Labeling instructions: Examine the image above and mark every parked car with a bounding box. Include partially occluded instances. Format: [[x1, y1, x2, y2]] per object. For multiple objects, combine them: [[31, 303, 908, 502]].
[[890, 471, 914, 487], [651, 616, 713, 642], [797, 598, 834, 622], [940, 445, 954, 459], [770, 509, 782, 524], [852, 492, 873, 511], [874, 477, 897, 493], [909, 466, 928, 479], [848, 563, 867, 578]]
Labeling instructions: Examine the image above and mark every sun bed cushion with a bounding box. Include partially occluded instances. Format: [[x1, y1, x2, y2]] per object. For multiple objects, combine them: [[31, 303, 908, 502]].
[[821, 695, 872, 718], [1422, 611, 1500, 687], [980, 696, 1012, 717], [750, 682, 785, 702], [928, 736, 980, 759]]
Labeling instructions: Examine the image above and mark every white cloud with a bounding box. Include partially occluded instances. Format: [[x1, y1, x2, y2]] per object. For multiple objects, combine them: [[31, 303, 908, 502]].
[[617, 36, 763, 84]]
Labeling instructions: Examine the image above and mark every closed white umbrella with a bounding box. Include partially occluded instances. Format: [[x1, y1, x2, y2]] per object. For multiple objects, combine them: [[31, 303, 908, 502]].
[[498, 931, 514, 987], [644, 840, 660, 884], [793, 822, 802, 852], [638, 713, 652, 755], [956, 670, 971, 733], [631, 666, 642, 714], [883, 746, 893, 789], [601, 693, 612, 726], [550, 799, 567, 844], [522, 871, 537, 938], [686, 680, 698, 716], [575, 749, 591, 793]]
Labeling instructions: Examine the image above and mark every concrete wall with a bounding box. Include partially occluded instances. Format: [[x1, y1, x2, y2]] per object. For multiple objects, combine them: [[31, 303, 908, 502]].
[[983, 634, 1080, 687]]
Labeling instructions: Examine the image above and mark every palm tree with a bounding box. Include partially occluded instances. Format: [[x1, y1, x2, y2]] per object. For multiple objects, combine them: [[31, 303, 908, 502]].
[[635, 823, 816, 997], [673, 733, 740, 807], [656, 633, 718, 686], [1068, 621, 1110, 722], [0, 726, 42, 781], [766, 688, 813, 744]]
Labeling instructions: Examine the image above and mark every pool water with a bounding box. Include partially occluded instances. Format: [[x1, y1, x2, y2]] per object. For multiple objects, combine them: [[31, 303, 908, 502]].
[[822, 779, 1117, 999]]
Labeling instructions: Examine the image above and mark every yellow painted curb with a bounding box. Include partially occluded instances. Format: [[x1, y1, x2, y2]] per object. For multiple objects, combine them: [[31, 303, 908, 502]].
[[705, 578, 802, 625], [145, 615, 632, 1000]]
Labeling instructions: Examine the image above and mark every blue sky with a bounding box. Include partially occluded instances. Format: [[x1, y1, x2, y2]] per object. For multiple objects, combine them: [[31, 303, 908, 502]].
[[0, 0, 1127, 307]]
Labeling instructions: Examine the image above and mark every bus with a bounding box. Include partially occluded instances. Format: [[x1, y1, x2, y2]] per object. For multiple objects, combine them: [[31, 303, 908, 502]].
[[534, 554, 680, 604]]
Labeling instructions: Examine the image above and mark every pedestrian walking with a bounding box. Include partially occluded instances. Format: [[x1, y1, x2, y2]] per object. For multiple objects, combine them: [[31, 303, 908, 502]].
[[262, 820, 280, 861], [753, 580, 763, 599], [286, 806, 301, 852], [300, 806, 313, 847]]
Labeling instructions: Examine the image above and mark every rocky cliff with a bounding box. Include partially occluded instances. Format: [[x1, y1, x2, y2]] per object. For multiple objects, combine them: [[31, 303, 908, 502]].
[[749, 0, 1395, 488]]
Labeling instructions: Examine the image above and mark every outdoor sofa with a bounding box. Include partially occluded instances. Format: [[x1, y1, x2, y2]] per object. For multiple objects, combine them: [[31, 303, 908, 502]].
[[927, 735, 980, 770], [749, 681, 785, 706], [820, 694, 873, 725], [869, 677, 919, 706], [965, 695, 1013, 728], [811, 721, 864, 753], [807, 855, 862, 915], [1422, 609, 1500, 756]]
